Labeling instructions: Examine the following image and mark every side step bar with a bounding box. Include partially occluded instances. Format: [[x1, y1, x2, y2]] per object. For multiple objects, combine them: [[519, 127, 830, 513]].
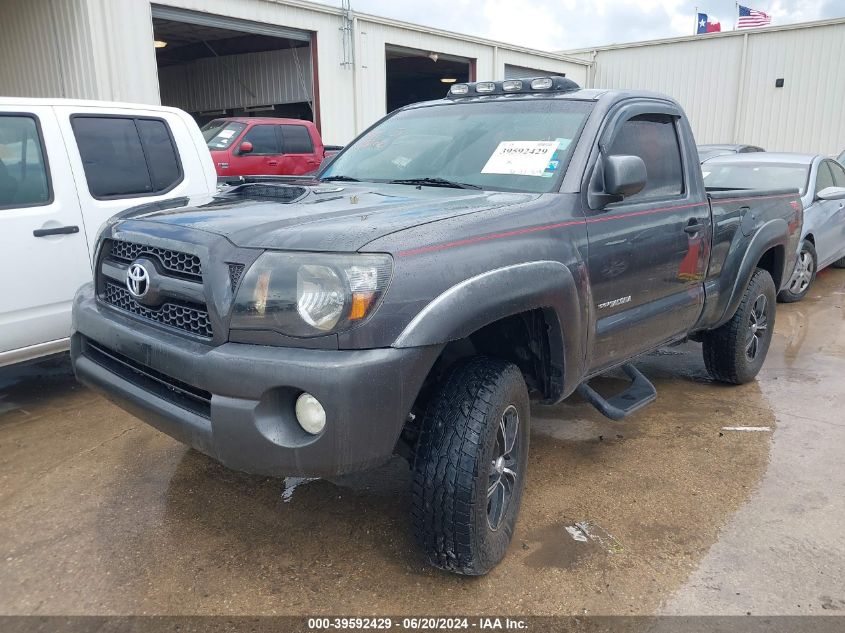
[[576, 363, 657, 421]]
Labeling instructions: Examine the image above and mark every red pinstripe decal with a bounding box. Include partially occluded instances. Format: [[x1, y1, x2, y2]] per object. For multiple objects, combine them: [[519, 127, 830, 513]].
[[712, 192, 800, 204], [395, 193, 799, 258], [396, 201, 708, 258], [397, 220, 584, 257]]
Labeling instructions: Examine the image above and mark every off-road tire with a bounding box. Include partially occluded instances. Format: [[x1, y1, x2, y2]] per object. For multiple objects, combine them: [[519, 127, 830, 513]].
[[703, 268, 776, 385], [778, 240, 817, 303], [832, 255, 845, 269], [411, 357, 529, 576]]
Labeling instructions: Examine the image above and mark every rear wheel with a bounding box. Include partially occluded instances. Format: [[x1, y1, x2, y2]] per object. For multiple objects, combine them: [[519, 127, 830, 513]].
[[778, 240, 816, 302], [411, 357, 529, 575], [703, 268, 776, 384]]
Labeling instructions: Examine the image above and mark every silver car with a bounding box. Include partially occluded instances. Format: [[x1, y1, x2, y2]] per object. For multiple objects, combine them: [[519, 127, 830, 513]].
[[703, 153, 845, 301], [698, 143, 765, 164]]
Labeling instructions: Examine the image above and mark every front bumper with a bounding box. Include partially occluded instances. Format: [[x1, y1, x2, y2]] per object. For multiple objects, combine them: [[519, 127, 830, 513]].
[[71, 284, 440, 477]]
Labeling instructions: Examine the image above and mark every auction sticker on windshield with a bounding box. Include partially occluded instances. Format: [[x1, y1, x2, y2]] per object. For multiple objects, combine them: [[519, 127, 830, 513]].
[[482, 140, 560, 177]]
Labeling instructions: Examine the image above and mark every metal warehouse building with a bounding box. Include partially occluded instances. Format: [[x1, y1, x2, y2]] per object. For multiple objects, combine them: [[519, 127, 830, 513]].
[[566, 17, 845, 155], [0, 0, 589, 145]]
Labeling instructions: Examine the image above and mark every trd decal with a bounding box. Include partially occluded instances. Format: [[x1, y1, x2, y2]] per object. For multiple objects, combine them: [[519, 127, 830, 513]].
[[597, 296, 632, 309]]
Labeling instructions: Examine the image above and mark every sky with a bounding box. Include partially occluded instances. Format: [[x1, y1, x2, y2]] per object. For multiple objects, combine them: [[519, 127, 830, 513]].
[[317, 0, 845, 51]]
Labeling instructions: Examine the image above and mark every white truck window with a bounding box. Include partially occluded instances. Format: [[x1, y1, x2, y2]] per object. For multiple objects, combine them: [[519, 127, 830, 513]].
[[0, 114, 51, 209], [70, 115, 183, 199]]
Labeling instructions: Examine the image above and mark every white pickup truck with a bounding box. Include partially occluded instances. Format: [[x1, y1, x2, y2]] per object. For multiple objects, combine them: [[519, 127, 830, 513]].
[[0, 98, 217, 367]]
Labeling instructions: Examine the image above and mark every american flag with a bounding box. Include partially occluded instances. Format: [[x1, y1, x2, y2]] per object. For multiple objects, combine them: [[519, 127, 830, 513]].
[[738, 5, 772, 28]]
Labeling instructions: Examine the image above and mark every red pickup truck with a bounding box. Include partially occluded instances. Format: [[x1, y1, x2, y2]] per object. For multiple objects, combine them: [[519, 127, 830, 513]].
[[202, 117, 342, 179]]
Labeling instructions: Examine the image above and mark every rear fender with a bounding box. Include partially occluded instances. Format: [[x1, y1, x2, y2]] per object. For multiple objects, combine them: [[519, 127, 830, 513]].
[[714, 218, 787, 328], [391, 261, 586, 401]]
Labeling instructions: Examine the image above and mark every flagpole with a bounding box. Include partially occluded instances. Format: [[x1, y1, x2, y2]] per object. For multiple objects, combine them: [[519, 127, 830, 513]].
[[734, 2, 738, 30], [694, 6, 698, 35]]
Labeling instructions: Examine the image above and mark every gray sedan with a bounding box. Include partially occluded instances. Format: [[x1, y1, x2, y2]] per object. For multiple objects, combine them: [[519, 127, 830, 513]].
[[703, 153, 845, 301], [698, 144, 765, 164]]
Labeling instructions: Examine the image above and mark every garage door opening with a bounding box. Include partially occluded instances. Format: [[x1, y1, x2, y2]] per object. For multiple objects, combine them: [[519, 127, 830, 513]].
[[504, 64, 564, 80], [385, 46, 473, 112], [151, 6, 317, 127]]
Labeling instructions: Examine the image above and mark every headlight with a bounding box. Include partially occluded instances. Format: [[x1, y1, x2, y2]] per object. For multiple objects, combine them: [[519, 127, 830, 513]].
[[231, 252, 393, 337]]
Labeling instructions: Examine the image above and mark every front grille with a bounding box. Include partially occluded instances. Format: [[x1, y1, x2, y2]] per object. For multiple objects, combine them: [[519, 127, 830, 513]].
[[84, 338, 211, 419], [108, 239, 202, 280], [102, 283, 213, 339]]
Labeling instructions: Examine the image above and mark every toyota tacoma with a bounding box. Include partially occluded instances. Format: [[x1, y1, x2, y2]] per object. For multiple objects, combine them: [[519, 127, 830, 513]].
[[71, 77, 802, 575]]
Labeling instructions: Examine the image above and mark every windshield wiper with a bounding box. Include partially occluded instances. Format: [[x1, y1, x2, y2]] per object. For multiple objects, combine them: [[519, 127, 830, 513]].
[[321, 175, 360, 182], [388, 177, 482, 190]]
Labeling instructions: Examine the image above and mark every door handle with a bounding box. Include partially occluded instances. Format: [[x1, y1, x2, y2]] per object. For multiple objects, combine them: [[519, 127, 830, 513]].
[[267, 160, 279, 166], [684, 223, 705, 234], [33, 225, 79, 237]]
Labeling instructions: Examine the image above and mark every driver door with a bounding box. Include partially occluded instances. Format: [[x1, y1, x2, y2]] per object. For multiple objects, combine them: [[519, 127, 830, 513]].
[[585, 105, 709, 372]]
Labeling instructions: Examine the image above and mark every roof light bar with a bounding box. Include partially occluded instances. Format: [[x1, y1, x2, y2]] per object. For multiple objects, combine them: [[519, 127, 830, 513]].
[[445, 76, 580, 99]]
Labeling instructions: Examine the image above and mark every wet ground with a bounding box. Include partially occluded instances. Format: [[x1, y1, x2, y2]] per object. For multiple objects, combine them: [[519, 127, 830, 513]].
[[0, 269, 843, 616]]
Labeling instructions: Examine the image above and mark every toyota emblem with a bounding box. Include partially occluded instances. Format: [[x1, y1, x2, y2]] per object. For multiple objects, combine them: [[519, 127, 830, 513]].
[[126, 262, 150, 299]]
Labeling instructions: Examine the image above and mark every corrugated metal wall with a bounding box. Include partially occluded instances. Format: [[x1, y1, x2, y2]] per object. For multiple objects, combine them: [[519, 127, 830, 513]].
[[0, 0, 159, 104], [736, 23, 845, 153], [0, 0, 94, 99], [158, 47, 312, 113], [504, 64, 567, 79], [584, 20, 845, 154]]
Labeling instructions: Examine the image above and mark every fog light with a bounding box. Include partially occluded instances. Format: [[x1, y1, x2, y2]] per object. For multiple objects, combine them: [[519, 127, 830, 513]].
[[295, 393, 326, 435]]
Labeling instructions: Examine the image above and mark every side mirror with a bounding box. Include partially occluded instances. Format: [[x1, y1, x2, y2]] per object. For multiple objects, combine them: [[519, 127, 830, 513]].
[[605, 155, 647, 197], [816, 186, 845, 201], [237, 141, 253, 155]]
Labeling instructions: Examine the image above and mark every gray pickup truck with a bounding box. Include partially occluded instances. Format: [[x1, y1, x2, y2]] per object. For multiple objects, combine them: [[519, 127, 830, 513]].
[[71, 77, 802, 576]]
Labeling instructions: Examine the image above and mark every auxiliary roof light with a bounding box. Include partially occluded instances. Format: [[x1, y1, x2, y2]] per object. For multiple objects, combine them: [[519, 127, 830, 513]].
[[449, 84, 470, 95], [530, 77, 554, 90], [502, 79, 523, 92], [475, 82, 496, 93]]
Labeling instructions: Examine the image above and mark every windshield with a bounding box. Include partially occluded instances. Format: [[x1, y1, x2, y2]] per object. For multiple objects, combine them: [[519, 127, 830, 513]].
[[702, 162, 810, 194], [322, 99, 593, 193], [201, 120, 247, 150]]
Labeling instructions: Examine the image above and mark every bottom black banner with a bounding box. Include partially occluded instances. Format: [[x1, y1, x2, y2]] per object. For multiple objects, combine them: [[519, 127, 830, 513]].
[[1, 616, 843, 633]]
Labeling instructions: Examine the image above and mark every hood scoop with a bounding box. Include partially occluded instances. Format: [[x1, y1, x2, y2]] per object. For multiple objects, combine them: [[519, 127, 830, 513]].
[[221, 183, 308, 203]]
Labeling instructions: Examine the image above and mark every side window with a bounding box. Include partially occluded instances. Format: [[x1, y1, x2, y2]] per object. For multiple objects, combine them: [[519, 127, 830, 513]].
[[137, 119, 182, 191], [815, 161, 834, 196], [0, 114, 52, 209], [281, 125, 314, 154], [607, 113, 684, 201], [826, 160, 845, 188], [242, 125, 281, 154], [71, 115, 183, 199]]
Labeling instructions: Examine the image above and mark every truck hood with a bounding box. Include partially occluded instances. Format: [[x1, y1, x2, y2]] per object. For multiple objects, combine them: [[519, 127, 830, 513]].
[[115, 181, 537, 252]]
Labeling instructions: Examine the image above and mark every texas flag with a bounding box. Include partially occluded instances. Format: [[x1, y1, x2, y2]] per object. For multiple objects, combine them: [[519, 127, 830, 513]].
[[697, 12, 722, 33]]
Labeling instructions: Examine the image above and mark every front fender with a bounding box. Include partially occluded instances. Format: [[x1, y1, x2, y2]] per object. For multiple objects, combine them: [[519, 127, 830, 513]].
[[392, 261, 586, 400]]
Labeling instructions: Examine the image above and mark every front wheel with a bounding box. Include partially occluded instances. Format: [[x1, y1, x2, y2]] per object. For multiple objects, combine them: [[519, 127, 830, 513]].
[[411, 357, 529, 576], [778, 240, 817, 302], [703, 268, 777, 384]]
